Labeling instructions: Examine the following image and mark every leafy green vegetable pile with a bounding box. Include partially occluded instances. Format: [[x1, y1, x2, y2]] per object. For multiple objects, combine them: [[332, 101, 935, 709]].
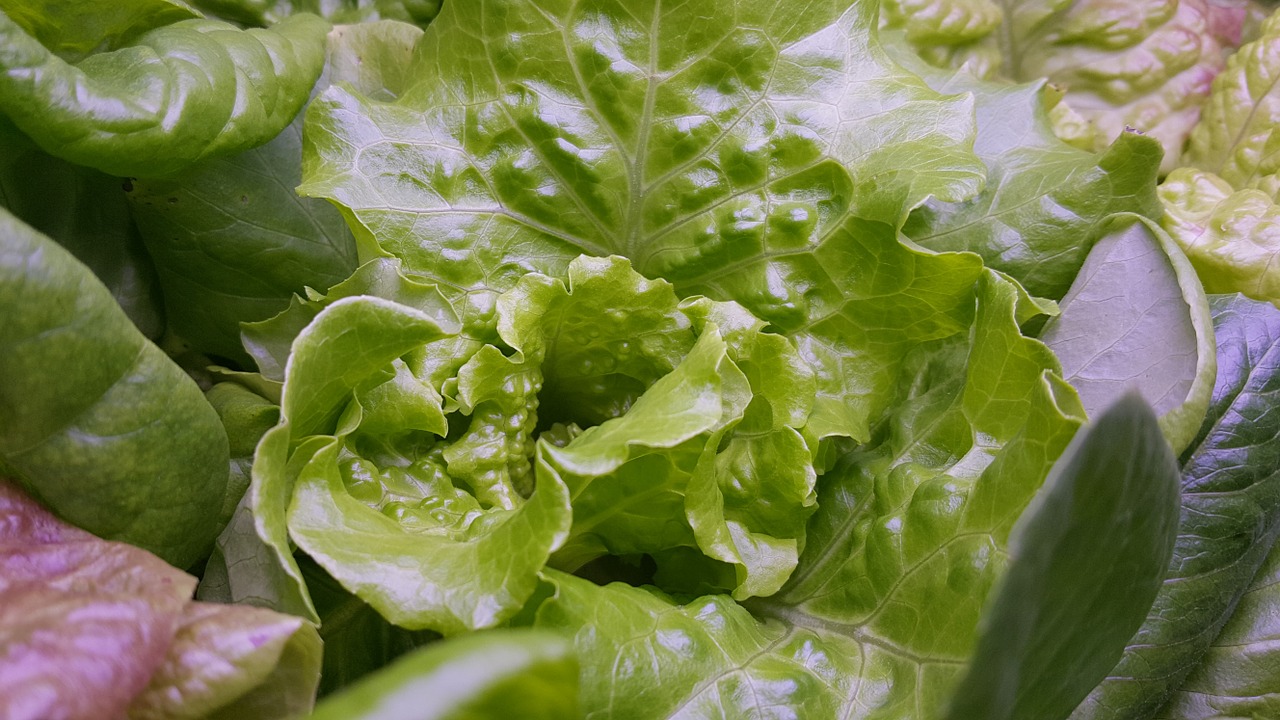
[[3, 0, 1280, 717]]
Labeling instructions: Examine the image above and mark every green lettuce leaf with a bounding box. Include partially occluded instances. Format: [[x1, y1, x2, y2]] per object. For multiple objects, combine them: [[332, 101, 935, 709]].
[[0, 480, 321, 720], [944, 393, 1181, 719], [299, 556, 438, 697], [1182, 10, 1280, 192], [0, 206, 229, 568], [0, 10, 328, 178], [125, 106, 357, 364], [0, 0, 199, 62], [881, 0, 1251, 173], [299, 0, 988, 442], [1157, 12, 1280, 306], [0, 117, 164, 338], [1074, 294, 1280, 720], [1039, 214, 1216, 452], [123, 19, 430, 364], [247, 253, 814, 629], [897, 54, 1163, 299], [309, 630, 576, 720], [534, 386, 1176, 720], [1160, 167, 1280, 302], [1154, 537, 1280, 719], [189, 0, 439, 28], [526, 268, 1087, 718]]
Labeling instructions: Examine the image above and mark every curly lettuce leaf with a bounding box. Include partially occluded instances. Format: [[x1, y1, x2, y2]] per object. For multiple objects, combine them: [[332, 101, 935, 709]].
[[882, 0, 1252, 173], [0, 10, 328, 178], [309, 630, 576, 720], [0, 481, 321, 720], [1154, 537, 1280, 719], [1074, 294, 1280, 720], [1160, 167, 1280, 303], [0, 206, 229, 568], [300, 0, 988, 442], [516, 256, 816, 600], [249, 253, 815, 629], [1183, 10, 1280, 191], [534, 390, 1175, 720], [1039, 214, 1215, 452]]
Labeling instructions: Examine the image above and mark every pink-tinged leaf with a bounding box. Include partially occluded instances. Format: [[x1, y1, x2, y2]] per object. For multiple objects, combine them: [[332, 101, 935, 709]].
[[0, 481, 195, 720]]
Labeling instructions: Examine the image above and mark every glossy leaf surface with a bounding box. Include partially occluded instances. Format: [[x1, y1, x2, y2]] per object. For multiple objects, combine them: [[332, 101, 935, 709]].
[[0, 10, 328, 177], [1075, 294, 1280, 720]]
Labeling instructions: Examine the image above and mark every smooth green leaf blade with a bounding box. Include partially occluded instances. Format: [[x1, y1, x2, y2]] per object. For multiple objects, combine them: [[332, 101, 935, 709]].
[[1183, 11, 1280, 191], [212, 426, 326, 621], [0, 119, 164, 338], [310, 629, 577, 720], [0, 11, 328, 178], [205, 382, 278, 524], [944, 393, 1181, 720], [126, 602, 322, 720], [0, 0, 198, 62], [1075, 294, 1280, 720], [1040, 214, 1216, 453], [126, 109, 357, 364], [0, 207, 230, 568], [1155, 538, 1280, 719]]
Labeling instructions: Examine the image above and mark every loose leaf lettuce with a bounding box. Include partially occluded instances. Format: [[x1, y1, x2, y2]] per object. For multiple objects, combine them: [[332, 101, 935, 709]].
[[0, 9, 329, 177], [881, 0, 1251, 172], [127, 602, 322, 720], [1160, 167, 1280, 301], [534, 269, 1091, 719], [1075, 294, 1280, 720], [1158, 12, 1280, 306], [0, 206, 230, 568], [1039, 214, 1215, 452], [300, 0, 989, 442]]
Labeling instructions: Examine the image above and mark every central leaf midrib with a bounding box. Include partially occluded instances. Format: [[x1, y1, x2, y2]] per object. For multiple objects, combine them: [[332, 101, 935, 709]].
[[624, 0, 663, 259]]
